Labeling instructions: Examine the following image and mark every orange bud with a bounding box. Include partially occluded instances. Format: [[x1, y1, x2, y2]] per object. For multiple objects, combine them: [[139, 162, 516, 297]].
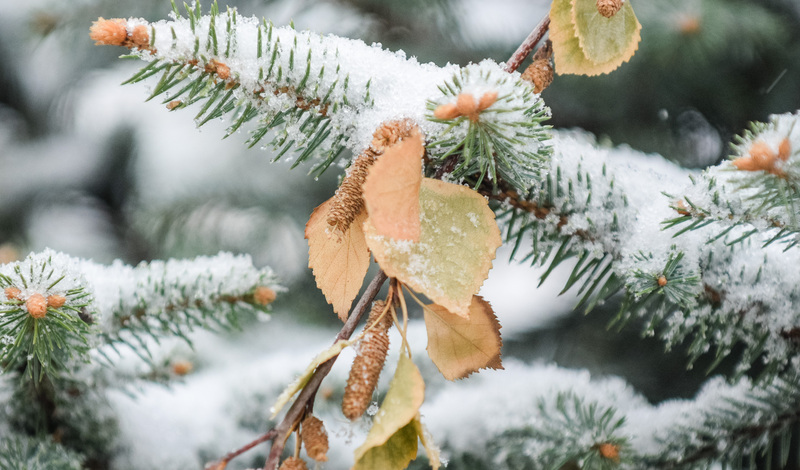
[[47, 295, 66, 308], [27, 293, 48, 319], [4, 287, 21, 300], [90, 18, 128, 46], [253, 286, 277, 305], [300, 416, 329, 462], [455, 93, 479, 121], [657, 276, 667, 287], [172, 360, 194, 376], [477, 91, 499, 111], [130, 24, 150, 49], [433, 103, 460, 120], [596, 442, 621, 462]]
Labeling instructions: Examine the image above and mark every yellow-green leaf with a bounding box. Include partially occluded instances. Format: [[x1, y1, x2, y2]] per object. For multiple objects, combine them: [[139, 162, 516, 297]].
[[352, 420, 419, 470], [353, 354, 425, 465], [271, 338, 355, 419], [572, 0, 641, 65], [549, 0, 641, 76], [306, 198, 370, 321], [364, 178, 502, 317], [423, 296, 503, 380]]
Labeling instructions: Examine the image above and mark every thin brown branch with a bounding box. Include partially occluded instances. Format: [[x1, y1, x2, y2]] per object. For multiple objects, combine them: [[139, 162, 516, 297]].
[[504, 15, 551, 73], [205, 429, 278, 470], [262, 269, 389, 470]]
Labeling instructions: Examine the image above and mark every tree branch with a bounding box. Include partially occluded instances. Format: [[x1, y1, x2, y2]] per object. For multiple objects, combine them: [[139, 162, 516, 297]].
[[262, 269, 388, 470], [503, 15, 551, 73]]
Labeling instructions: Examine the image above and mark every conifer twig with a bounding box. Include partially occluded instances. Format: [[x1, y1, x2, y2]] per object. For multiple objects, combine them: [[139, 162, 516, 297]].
[[503, 15, 551, 73]]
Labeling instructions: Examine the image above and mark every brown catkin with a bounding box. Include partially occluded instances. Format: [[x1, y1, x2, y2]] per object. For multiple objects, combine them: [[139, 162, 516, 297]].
[[342, 300, 392, 420], [596, 0, 623, 18], [522, 40, 554, 94], [300, 416, 329, 462], [326, 120, 415, 236], [278, 456, 308, 470]]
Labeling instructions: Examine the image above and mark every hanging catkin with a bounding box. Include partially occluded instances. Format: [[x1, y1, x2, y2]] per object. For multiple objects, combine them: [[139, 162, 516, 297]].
[[326, 120, 415, 236], [278, 456, 308, 470], [300, 415, 329, 462], [342, 300, 393, 420]]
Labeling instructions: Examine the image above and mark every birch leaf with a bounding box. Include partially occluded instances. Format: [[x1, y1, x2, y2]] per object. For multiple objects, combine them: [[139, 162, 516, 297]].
[[423, 296, 503, 380], [362, 127, 424, 242], [549, 0, 641, 76], [306, 198, 370, 321], [352, 421, 419, 470], [353, 354, 425, 467], [365, 178, 501, 317], [572, 0, 641, 65]]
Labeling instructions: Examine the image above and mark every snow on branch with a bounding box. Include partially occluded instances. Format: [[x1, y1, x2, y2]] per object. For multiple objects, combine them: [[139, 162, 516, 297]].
[[424, 361, 800, 469], [90, 2, 551, 188], [0, 249, 279, 378], [501, 121, 800, 380]]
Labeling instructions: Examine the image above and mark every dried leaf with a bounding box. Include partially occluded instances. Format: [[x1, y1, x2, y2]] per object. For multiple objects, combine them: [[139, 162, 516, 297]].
[[365, 178, 502, 317], [306, 198, 370, 321], [423, 296, 503, 380], [549, 0, 641, 76], [353, 354, 425, 468], [362, 127, 424, 242]]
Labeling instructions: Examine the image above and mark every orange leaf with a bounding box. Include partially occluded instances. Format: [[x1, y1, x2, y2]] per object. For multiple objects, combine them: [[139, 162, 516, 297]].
[[365, 178, 502, 317], [362, 127, 424, 242], [423, 296, 503, 380], [306, 198, 370, 321]]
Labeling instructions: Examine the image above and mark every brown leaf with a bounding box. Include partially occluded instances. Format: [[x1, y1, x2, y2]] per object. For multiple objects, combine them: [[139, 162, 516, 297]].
[[306, 198, 370, 321], [362, 127, 424, 242], [423, 296, 503, 380]]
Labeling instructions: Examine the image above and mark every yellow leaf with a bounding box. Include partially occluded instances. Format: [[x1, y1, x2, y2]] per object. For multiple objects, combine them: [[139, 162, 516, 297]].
[[572, 0, 641, 65], [271, 338, 355, 419], [423, 296, 503, 380], [362, 127, 424, 242], [365, 178, 502, 317], [306, 198, 370, 321], [549, 0, 641, 76], [353, 354, 425, 465]]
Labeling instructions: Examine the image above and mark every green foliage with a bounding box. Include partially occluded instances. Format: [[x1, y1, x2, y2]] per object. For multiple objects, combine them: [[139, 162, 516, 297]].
[[425, 65, 551, 194], [0, 256, 93, 382], [125, 0, 367, 177], [0, 433, 84, 470]]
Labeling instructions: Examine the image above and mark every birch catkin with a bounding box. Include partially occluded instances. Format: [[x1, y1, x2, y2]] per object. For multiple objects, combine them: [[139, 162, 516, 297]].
[[278, 456, 308, 470], [327, 120, 415, 236], [300, 416, 329, 462], [342, 300, 392, 420]]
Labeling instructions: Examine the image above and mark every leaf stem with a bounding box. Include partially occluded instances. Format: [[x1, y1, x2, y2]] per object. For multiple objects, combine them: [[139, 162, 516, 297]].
[[503, 14, 551, 73]]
